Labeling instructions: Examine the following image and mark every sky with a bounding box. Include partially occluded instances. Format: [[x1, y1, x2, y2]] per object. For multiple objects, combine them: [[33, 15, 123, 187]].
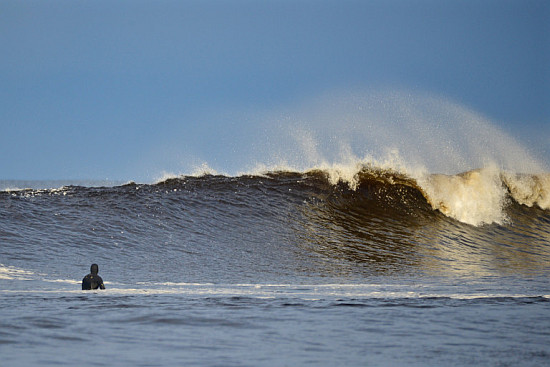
[[1, 0, 548, 181]]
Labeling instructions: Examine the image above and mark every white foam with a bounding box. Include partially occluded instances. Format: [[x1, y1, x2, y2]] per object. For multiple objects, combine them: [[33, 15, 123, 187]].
[[418, 166, 508, 226], [414, 169, 550, 226], [153, 171, 181, 184], [190, 162, 223, 177], [0, 264, 35, 280], [153, 163, 227, 184], [1, 283, 546, 300], [502, 172, 550, 210]]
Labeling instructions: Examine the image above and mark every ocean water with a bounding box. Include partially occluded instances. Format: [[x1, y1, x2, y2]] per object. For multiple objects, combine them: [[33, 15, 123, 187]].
[[1, 167, 549, 366]]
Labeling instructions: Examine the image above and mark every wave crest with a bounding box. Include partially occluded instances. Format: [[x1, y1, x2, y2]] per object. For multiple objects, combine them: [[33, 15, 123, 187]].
[[502, 172, 550, 210], [297, 165, 550, 226]]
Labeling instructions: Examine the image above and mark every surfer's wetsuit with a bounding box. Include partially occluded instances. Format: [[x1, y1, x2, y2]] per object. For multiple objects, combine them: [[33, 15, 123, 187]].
[[82, 264, 105, 290]]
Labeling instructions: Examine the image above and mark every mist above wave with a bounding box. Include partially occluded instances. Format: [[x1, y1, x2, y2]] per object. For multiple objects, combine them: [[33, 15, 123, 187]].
[[248, 89, 545, 175]]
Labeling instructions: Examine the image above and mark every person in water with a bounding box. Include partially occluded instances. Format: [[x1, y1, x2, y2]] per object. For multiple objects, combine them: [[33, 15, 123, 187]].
[[82, 263, 105, 290]]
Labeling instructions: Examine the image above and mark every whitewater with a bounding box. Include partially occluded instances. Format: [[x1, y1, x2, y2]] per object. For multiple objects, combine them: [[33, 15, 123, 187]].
[[1, 91, 549, 366]]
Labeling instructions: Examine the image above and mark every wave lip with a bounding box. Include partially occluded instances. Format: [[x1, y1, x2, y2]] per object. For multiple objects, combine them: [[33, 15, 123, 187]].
[[259, 163, 550, 227], [239, 163, 549, 227], [294, 163, 550, 227]]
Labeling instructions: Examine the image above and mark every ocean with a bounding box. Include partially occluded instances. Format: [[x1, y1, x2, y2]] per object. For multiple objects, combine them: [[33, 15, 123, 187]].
[[1, 167, 549, 366]]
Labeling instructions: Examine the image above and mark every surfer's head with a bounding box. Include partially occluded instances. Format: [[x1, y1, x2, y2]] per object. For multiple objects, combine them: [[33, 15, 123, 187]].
[[90, 264, 99, 275]]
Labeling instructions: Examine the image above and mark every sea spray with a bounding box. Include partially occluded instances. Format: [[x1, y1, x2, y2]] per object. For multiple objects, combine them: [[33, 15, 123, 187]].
[[249, 89, 547, 176]]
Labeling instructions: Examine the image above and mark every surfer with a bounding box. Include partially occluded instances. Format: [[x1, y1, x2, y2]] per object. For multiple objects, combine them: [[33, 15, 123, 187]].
[[82, 263, 105, 290]]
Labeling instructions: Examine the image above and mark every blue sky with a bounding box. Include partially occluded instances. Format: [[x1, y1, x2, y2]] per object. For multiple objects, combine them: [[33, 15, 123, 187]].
[[1, 0, 548, 181]]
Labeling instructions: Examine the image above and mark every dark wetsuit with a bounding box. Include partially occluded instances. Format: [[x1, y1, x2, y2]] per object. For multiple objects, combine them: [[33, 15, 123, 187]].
[[82, 264, 105, 290]]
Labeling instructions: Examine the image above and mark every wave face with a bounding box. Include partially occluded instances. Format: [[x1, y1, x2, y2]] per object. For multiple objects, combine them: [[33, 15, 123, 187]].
[[2, 167, 549, 285]]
